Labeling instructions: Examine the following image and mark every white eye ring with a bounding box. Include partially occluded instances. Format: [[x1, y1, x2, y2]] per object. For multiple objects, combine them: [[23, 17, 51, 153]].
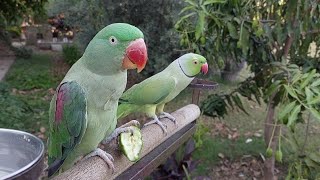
[[109, 36, 118, 45]]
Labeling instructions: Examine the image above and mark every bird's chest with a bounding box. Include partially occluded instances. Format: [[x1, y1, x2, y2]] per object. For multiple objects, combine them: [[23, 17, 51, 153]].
[[164, 77, 193, 103], [86, 75, 126, 109]]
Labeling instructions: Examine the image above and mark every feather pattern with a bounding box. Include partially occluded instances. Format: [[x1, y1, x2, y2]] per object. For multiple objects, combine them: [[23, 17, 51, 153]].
[[48, 81, 87, 176]]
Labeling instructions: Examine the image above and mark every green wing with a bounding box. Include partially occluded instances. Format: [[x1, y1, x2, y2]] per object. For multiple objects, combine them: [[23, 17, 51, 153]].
[[120, 76, 176, 105], [47, 81, 87, 177]]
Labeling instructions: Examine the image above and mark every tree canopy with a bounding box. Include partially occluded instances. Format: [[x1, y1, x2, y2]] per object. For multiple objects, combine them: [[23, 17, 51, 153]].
[[176, 0, 320, 179], [0, 0, 47, 25]]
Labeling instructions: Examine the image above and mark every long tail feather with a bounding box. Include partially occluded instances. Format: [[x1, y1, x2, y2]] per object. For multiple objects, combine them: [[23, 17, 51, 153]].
[[117, 104, 134, 119], [48, 159, 65, 177]]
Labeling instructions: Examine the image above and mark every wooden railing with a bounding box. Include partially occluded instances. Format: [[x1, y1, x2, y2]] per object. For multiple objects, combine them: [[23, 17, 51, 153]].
[[53, 104, 200, 180]]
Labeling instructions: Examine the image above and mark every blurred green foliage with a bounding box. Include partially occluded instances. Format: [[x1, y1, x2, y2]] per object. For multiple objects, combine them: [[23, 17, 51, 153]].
[[0, 0, 47, 24], [177, 0, 320, 178], [12, 46, 33, 59], [46, 0, 107, 50], [62, 44, 81, 66], [47, 0, 185, 76], [5, 54, 58, 90]]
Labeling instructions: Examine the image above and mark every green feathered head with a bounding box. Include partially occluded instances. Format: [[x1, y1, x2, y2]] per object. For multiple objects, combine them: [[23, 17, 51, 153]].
[[83, 23, 148, 74], [178, 53, 208, 77]]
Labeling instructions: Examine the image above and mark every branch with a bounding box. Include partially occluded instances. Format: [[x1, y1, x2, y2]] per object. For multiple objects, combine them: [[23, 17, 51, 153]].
[[301, 29, 320, 36], [283, 35, 294, 59], [53, 104, 201, 180]]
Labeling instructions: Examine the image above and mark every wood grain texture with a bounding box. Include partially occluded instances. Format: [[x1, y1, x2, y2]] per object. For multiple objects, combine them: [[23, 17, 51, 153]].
[[53, 104, 200, 180]]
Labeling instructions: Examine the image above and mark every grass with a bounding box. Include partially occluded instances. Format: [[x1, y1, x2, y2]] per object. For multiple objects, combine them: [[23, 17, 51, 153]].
[[163, 70, 268, 176], [0, 53, 60, 134], [193, 136, 265, 175], [165, 65, 320, 178], [5, 53, 59, 90]]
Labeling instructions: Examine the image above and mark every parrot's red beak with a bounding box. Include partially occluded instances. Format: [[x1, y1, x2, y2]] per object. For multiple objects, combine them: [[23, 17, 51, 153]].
[[201, 63, 209, 74], [122, 38, 148, 73]]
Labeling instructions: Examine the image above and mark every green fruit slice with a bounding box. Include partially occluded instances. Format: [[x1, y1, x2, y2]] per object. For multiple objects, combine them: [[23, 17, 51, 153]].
[[119, 126, 143, 162]]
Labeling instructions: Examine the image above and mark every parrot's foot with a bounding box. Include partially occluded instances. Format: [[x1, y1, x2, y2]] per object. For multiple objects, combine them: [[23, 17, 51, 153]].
[[102, 124, 138, 144], [82, 148, 115, 173], [119, 119, 140, 128], [159, 112, 177, 124], [143, 115, 167, 134]]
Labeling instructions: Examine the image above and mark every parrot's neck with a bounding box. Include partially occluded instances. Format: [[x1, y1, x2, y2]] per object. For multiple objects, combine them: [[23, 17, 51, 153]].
[[80, 55, 124, 76], [177, 59, 195, 78]]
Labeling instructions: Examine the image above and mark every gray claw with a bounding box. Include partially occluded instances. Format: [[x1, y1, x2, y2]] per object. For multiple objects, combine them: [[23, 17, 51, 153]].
[[159, 112, 177, 124], [82, 148, 115, 173], [143, 115, 167, 135]]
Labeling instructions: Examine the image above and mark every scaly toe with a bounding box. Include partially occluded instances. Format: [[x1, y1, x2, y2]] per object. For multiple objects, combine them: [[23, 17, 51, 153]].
[[82, 148, 115, 172], [143, 120, 167, 134], [159, 112, 177, 124]]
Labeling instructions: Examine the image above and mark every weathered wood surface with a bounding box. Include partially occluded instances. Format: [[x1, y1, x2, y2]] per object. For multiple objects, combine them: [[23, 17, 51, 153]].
[[53, 104, 200, 180]]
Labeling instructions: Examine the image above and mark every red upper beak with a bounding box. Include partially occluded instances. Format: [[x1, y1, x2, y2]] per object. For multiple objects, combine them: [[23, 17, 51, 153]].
[[201, 63, 208, 74], [125, 38, 148, 73]]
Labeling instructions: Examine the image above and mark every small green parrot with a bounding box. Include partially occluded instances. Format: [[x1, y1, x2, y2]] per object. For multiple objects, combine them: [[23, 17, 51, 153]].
[[47, 23, 148, 177], [117, 53, 208, 133]]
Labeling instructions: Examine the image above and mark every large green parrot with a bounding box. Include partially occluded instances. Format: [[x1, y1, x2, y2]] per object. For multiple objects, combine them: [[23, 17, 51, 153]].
[[47, 23, 148, 177], [117, 53, 208, 133]]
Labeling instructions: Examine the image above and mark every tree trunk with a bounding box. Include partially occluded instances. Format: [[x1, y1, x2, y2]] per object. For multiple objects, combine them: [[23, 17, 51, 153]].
[[264, 34, 293, 180], [221, 59, 246, 82], [264, 94, 280, 180]]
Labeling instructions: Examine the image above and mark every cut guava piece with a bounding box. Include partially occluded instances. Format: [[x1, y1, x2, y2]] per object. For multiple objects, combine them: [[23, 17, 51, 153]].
[[119, 126, 143, 162]]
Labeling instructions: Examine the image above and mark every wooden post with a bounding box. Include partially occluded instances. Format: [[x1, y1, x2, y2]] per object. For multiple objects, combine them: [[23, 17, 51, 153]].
[[53, 104, 200, 180]]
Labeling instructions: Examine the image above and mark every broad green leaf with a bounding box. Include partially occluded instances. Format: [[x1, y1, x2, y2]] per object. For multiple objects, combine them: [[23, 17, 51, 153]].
[[311, 78, 320, 87], [300, 69, 316, 90], [174, 12, 196, 29], [203, 0, 226, 6], [309, 152, 320, 163], [265, 80, 281, 97], [283, 85, 298, 99], [305, 158, 320, 169], [278, 101, 296, 121], [233, 17, 241, 24], [238, 25, 249, 55], [195, 12, 205, 40], [227, 22, 238, 39], [185, 0, 197, 6], [291, 71, 302, 84], [287, 104, 301, 127], [225, 95, 234, 108], [252, 87, 262, 105], [309, 96, 320, 105], [311, 87, 320, 95], [310, 108, 320, 122], [179, 6, 196, 15], [305, 87, 313, 104], [232, 94, 249, 115]]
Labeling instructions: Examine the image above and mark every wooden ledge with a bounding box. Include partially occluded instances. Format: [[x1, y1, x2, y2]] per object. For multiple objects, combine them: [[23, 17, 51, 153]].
[[53, 104, 200, 180]]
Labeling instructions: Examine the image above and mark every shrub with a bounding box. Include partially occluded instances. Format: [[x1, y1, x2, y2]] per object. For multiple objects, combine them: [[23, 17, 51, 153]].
[[62, 44, 82, 66], [12, 46, 33, 59]]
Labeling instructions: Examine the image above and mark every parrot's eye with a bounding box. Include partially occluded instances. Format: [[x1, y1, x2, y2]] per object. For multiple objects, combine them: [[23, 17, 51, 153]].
[[193, 61, 198, 65], [109, 36, 118, 45]]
